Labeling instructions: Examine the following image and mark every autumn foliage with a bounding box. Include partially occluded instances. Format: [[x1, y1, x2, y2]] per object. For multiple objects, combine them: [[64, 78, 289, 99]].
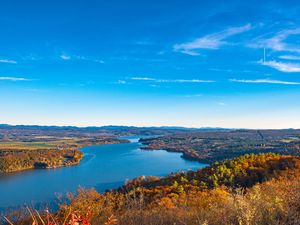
[[4, 153, 300, 225]]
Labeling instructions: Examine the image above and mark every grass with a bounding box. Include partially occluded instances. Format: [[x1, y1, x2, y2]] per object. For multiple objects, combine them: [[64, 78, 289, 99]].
[[4, 207, 117, 225], [0, 138, 86, 151], [0, 135, 127, 173]]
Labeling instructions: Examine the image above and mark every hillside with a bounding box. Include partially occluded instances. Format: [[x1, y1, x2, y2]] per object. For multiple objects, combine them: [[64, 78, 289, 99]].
[[7, 153, 300, 225]]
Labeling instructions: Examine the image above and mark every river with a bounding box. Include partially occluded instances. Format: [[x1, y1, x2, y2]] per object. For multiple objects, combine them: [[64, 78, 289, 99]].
[[0, 137, 206, 210]]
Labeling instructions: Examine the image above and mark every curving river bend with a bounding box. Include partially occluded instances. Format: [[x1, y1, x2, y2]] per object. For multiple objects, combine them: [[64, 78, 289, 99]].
[[0, 137, 206, 210]]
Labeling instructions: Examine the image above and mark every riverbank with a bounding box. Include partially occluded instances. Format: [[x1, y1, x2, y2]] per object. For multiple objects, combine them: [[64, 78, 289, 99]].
[[139, 130, 300, 164], [0, 138, 130, 174], [0, 139, 202, 210], [0, 149, 84, 174]]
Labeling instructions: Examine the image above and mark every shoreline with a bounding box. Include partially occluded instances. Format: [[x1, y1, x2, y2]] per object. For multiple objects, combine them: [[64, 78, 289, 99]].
[[0, 137, 202, 211], [0, 151, 84, 175], [0, 138, 130, 175]]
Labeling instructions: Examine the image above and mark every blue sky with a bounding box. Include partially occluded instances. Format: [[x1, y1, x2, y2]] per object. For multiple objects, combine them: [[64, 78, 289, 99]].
[[1, 0, 300, 128]]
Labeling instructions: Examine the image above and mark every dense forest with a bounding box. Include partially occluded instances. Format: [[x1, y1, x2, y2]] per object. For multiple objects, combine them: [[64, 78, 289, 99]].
[[0, 149, 84, 173], [5, 153, 300, 225]]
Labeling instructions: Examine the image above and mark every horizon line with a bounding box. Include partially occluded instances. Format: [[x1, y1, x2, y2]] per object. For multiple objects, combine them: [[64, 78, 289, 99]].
[[0, 123, 299, 130]]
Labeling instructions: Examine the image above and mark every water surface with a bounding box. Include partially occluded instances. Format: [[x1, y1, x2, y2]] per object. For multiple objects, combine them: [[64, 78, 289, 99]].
[[0, 137, 205, 210]]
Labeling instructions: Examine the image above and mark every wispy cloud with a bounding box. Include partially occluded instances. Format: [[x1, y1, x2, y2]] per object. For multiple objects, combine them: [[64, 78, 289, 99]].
[[94, 59, 105, 64], [0, 76, 30, 81], [20, 54, 42, 61], [130, 77, 215, 83], [258, 60, 300, 72], [76, 55, 105, 64], [230, 78, 300, 85], [116, 80, 127, 84], [279, 55, 300, 60], [250, 28, 300, 53], [0, 59, 17, 64], [60, 54, 71, 60], [174, 24, 252, 56], [131, 77, 155, 81], [158, 79, 215, 83], [249, 28, 300, 72], [60, 53, 104, 63], [184, 94, 203, 98], [217, 102, 226, 106]]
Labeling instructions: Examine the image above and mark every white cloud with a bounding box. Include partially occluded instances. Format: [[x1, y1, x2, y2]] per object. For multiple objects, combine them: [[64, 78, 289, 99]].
[[0, 77, 30, 81], [60, 54, 71, 60], [184, 94, 203, 98], [230, 78, 300, 85], [217, 102, 226, 106], [259, 60, 300, 72], [279, 55, 300, 60], [250, 28, 300, 53], [249, 28, 300, 72], [0, 59, 17, 64], [60, 53, 104, 64], [75, 55, 104, 63], [179, 49, 202, 56], [116, 80, 127, 84], [174, 24, 252, 55], [157, 79, 215, 83], [131, 77, 156, 81], [130, 77, 215, 83], [94, 59, 105, 64]]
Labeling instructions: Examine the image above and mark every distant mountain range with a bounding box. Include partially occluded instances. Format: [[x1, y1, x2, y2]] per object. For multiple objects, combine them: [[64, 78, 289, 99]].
[[0, 124, 232, 132]]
